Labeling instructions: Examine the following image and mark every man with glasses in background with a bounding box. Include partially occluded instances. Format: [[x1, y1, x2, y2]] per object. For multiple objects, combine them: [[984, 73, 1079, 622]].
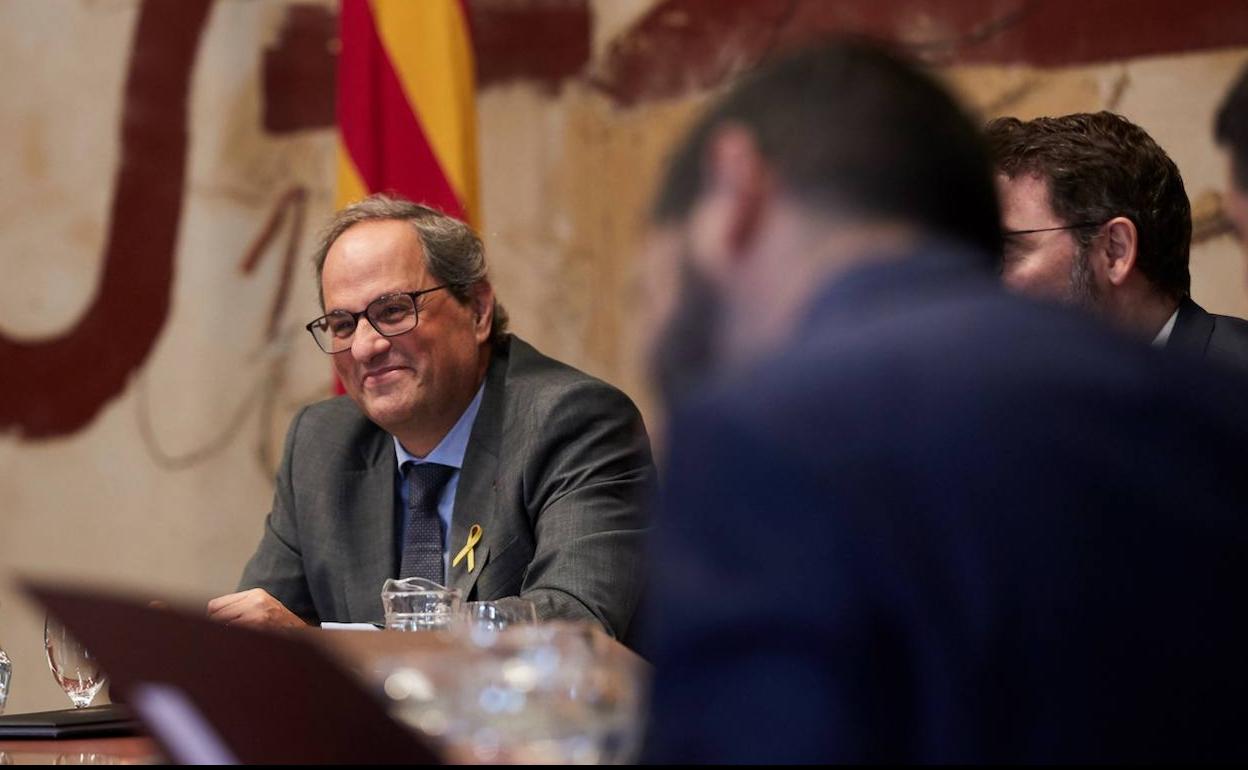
[[1215, 63, 1248, 270], [206, 195, 654, 641], [987, 112, 1248, 368]]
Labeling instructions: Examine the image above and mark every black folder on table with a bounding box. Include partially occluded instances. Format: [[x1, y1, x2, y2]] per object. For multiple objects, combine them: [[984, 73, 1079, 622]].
[[0, 703, 141, 738], [20, 580, 440, 764]]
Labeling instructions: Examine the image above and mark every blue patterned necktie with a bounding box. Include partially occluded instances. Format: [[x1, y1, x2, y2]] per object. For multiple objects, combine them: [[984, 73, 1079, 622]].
[[399, 462, 455, 583]]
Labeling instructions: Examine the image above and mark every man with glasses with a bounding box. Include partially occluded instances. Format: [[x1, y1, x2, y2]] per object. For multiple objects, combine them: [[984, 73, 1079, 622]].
[[987, 111, 1248, 368], [1215, 63, 1248, 270], [207, 195, 654, 640]]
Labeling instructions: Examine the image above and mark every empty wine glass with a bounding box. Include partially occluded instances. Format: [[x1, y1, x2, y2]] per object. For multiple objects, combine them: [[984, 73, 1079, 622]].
[[0, 641, 10, 715], [44, 616, 107, 709], [0, 599, 11, 715]]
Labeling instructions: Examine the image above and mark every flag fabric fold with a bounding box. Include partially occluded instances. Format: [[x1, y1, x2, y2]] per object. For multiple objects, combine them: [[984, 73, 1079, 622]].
[[336, 0, 478, 225]]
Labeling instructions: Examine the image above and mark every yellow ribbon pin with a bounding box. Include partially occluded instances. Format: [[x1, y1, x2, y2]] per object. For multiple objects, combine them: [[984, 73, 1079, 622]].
[[452, 524, 483, 573]]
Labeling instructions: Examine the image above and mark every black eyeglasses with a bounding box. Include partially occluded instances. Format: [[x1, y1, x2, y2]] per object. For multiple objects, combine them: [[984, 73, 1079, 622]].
[[1002, 221, 1105, 237], [305, 285, 457, 354]]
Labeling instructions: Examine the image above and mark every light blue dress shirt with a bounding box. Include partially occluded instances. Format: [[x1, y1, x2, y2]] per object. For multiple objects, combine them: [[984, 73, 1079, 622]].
[[393, 383, 485, 582]]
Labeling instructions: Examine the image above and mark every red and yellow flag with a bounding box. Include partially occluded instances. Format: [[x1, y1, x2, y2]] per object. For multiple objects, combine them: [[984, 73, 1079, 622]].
[[336, 0, 479, 225]]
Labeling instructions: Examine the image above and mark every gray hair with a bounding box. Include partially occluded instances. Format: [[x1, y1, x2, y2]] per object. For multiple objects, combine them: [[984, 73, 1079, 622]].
[[313, 194, 509, 343]]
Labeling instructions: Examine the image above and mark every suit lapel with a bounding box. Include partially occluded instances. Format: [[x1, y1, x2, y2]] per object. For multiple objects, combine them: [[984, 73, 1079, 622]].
[[448, 340, 509, 599], [1169, 297, 1214, 357], [340, 430, 398, 622]]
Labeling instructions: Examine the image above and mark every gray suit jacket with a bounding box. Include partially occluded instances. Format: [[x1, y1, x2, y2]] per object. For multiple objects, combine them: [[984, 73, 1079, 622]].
[[238, 335, 654, 639]]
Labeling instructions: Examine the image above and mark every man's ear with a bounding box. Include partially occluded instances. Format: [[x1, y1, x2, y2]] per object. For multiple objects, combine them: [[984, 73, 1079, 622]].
[[687, 124, 772, 286], [1101, 216, 1139, 287], [469, 281, 494, 343]]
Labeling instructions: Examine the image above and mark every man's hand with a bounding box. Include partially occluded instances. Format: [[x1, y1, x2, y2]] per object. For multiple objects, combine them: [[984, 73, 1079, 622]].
[[206, 588, 308, 631]]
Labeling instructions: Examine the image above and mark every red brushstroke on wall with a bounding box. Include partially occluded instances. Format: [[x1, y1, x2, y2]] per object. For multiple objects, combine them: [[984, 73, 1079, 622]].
[[471, 0, 591, 92], [592, 0, 1248, 107], [0, 0, 213, 439], [263, 5, 337, 133]]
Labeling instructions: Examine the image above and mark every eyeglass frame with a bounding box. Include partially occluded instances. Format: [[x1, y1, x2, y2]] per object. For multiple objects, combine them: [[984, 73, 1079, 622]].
[[304, 284, 462, 354], [1002, 221, 1106, 237]]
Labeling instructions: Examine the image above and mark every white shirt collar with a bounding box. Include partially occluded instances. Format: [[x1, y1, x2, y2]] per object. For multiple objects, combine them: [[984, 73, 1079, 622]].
[[1152, 307, 1180, 348]]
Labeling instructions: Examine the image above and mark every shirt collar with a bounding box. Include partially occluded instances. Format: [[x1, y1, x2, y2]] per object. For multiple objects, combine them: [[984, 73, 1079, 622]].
[[1152, 306, 1180, 348], [393, 383, 486, 470]]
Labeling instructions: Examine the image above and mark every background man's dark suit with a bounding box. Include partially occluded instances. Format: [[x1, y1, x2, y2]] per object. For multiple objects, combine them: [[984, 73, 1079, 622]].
[[644, 245, 1248, 762], [1170, 295, 1248, 369], [240, 335, 654, 639]]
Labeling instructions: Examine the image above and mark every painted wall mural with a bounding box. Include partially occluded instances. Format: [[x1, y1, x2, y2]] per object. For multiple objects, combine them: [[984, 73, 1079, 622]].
[[0, 0, 211, 439]]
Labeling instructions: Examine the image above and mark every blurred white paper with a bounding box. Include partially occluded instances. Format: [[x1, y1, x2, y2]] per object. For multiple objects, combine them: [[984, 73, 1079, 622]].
[[320, 622, 380, 631]]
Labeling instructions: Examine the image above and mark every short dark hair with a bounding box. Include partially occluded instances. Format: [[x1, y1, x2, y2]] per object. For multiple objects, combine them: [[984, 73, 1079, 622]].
[[651, 40, 1003, 267], [313, 194, 509, 343], [987, 112, 1191, 300], [1215, 64, 1248, 191]]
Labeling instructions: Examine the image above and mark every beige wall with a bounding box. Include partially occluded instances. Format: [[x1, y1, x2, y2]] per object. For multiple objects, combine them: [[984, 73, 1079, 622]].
[[2, 0, 1245, 713], [0, 0, 338, 714]]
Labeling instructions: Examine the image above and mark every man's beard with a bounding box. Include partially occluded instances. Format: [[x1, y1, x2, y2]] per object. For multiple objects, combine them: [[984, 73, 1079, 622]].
[[1067, 242, 1101, 312], [650, 258, 724, 410]]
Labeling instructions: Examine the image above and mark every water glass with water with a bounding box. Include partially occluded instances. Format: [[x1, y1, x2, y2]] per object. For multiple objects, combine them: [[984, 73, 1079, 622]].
[[380, 577, 461, 631]]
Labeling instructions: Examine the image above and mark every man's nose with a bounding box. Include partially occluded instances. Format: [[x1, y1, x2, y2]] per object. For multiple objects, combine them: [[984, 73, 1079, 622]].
[[350, 316, 390, 362]]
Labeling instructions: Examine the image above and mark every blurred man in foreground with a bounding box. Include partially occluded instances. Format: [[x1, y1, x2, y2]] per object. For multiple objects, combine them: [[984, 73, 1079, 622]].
[[640, 42, 1248, 762], [988, 112, 1248, 367], [209, 195, 653, 640], [1215, 63, 1248, 263]]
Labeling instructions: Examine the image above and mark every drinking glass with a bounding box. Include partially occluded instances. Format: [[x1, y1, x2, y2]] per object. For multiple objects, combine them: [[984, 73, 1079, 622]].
[[380, 577, 461, 631], [376, 646, 481, 744], [441, 624, 646, 764], [54, 754, 120, 765], [44, 616, 107, 709], [0, 640, 10, 715], [461, 599, 538, 633], [0, 600, 11, 715]]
